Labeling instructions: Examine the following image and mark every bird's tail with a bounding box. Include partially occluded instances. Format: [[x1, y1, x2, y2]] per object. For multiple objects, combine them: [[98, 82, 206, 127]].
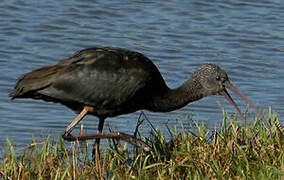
[[9, 65, 63, 99]]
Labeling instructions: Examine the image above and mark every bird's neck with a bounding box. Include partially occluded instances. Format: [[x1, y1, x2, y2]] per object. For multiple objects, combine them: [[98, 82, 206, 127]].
[[147, 79, 203, 112]]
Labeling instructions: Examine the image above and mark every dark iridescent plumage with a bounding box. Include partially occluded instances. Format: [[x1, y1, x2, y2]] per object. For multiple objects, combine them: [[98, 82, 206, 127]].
[[10, 47, 170, 117]]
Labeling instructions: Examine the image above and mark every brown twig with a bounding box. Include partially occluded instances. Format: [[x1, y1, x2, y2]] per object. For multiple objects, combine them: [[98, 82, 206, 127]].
[[140, 111, 158, 134], [134, 111, 145, 138]]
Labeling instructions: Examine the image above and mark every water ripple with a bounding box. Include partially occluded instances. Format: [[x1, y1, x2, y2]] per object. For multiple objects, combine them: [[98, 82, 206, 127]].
[[1, 0, 283, 149]]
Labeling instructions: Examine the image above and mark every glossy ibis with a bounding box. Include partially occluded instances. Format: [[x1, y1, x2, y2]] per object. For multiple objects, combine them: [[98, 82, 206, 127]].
[[9, 47, 264, 157]]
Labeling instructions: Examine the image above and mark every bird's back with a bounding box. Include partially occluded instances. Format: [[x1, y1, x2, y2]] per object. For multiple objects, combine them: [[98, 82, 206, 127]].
[[10, 47, 167, 117]]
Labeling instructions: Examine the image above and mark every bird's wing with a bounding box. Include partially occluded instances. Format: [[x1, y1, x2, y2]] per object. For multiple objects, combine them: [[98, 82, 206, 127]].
[[10, 47, 165, 110], [38, 61, 151, 109], [14, 47, 154, 109]]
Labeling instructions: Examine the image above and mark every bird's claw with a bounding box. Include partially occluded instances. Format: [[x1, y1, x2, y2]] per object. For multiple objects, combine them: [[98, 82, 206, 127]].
[[62, 133, 75, 141]]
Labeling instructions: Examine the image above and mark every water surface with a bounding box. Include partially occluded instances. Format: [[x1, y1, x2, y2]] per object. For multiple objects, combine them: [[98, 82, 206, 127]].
[[1, 0, 284, 151]]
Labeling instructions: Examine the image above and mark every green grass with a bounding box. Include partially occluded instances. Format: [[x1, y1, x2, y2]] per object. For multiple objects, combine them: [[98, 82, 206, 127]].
[[1, 108, 283, 179]]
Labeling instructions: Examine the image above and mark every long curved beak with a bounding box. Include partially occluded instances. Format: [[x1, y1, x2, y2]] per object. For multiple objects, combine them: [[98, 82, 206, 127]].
[[219, 81, 266, 126]]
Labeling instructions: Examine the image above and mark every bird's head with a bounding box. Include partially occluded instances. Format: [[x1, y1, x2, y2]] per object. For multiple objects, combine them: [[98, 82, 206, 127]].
[[192, 64, 229, 96], [192, 64, 265, 125]]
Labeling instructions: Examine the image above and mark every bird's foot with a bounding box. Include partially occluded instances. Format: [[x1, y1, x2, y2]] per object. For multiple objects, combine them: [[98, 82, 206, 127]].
[[62, 133, 76, 141]]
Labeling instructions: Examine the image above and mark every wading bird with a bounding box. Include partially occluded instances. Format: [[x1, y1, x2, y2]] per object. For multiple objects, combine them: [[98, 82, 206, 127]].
[[9, 47, 264, 159]]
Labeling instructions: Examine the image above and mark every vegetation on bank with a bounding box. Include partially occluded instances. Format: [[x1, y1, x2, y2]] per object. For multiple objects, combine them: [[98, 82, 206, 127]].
[[0, 108, 283, 179]]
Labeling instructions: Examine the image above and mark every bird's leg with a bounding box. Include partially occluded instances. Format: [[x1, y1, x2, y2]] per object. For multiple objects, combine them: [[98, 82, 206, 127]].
[[62, 106, 95, 139], [62, 132, 152, 152], [93, 118, 105, 157], [93, 118, 105, 177]]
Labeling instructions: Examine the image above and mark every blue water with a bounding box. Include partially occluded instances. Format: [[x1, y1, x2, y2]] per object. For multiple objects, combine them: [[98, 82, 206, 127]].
[[1, 0, 284, 152]]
